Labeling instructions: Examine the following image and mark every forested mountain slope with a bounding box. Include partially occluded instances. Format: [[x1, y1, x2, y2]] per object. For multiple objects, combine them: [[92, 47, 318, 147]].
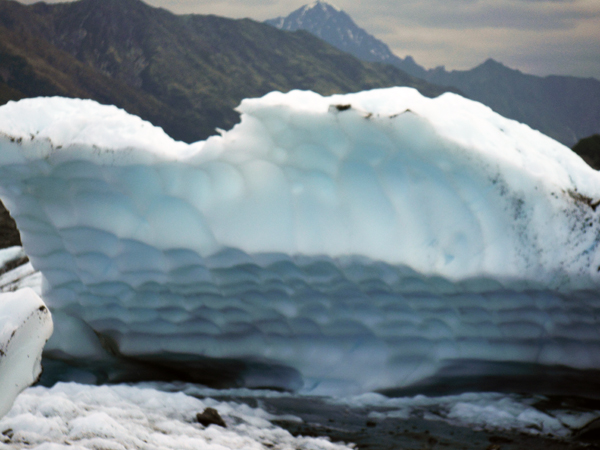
[[0, 0, 452, 143]]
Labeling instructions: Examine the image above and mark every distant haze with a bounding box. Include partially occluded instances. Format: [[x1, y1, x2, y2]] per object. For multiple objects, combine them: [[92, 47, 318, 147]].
[[16, 0, 600, 80]]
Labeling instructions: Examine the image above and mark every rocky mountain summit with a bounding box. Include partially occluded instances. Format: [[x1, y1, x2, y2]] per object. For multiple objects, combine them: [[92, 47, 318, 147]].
[[266, 1, 398, 65]]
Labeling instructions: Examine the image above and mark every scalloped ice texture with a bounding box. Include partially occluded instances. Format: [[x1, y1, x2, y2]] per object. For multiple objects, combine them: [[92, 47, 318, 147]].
[[0, 288, 53, 418], [0, 88, 600, 394]]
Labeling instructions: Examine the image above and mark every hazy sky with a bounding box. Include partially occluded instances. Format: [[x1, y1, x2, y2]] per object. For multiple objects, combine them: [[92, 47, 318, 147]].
[[17, 0, 600, 79]]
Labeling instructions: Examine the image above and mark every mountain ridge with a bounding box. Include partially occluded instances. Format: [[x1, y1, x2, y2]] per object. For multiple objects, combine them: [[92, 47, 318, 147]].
[[266, 2, 600, 146], [0, 0, 455, 143]]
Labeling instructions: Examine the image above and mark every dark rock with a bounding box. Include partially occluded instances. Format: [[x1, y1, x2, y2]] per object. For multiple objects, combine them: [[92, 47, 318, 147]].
[[573, 416, 600, 442], [335, 104, 351, 111], [196, 407, 227, 428], [0, 200, 21, 249]]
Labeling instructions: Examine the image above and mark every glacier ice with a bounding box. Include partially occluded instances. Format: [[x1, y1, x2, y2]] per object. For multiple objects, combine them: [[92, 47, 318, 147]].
[[0, 88, 600, 394], [0, 288, 53, 418]]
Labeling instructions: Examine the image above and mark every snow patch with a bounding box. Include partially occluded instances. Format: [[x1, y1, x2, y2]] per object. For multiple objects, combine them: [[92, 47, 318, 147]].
[[0, 383, 351, 450]]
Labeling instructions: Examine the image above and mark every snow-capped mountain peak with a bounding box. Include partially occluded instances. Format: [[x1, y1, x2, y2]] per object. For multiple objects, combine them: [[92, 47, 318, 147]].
[[303, 0, 341, 14], [265, 1, 397, 64]]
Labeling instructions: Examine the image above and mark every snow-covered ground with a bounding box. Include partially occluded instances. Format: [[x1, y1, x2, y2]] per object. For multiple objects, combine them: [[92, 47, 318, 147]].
[[1, 381, 599, 449], [0, 382, 350, 450]]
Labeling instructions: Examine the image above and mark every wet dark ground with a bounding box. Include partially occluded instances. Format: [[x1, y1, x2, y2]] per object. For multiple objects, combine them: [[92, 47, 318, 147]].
[[198, 394, 600, 450]]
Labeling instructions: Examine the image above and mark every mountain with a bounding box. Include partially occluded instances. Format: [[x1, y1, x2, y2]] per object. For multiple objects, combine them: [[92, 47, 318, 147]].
[[0, 0, 452, 143], [267, 2, 600, 147], [266, 1, 394, 65], [265, 1, 426, 77], [426, 60, 600, 147], [0, 9, 192, 142]]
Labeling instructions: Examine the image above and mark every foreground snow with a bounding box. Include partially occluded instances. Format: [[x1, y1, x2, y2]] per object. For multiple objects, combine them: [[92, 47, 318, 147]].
[[0, 288, 53, 418], [1, 382, 598, 449], [1, 89, 600, 393], [0, 382, 350, 450]]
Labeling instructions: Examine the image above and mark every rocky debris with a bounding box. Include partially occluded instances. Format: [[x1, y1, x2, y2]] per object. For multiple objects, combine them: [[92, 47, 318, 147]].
[[196, 407, 227, 428]]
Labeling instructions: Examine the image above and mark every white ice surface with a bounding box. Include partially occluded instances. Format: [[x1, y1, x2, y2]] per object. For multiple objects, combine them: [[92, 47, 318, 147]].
[[1, 89, 600, 393], [0, 382, 351, 450], [1, 90, 599, 285], [0, 288, 53, 418]]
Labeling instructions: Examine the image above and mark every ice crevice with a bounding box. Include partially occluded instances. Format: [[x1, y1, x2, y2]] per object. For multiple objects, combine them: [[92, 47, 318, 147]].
[[0, 87, 600, 394]]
